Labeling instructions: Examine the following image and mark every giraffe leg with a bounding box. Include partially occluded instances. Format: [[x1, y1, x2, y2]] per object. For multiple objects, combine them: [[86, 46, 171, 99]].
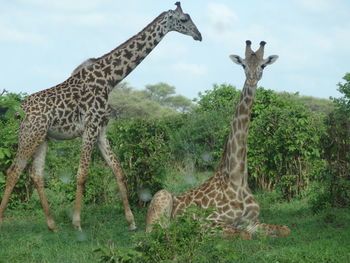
[[0, 157, 28, 229], [97, 131, 136, 231], [29, 140, 56, 232], [145, 189, 173, 232], [254, 222, 291, 237], [0, 120, 47, 230], [72, 130, 96, 231]]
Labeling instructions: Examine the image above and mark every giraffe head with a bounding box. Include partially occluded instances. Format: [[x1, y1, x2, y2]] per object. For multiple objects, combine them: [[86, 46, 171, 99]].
[[164, 2, 202, 41], [229, 40, 278, 87]]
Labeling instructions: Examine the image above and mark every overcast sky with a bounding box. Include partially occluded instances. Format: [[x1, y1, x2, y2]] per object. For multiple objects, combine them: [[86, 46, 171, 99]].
[[1, 0, 349, 100]]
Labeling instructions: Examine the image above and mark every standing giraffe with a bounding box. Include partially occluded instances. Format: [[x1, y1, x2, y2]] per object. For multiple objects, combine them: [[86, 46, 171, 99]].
[[146, 41, 290, 238], [0, 2, 202, 232]]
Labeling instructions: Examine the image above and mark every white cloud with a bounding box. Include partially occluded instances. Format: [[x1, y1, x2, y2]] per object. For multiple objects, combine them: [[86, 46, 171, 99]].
[[207, 2, 238, 34], [172, 63, 208, 76]]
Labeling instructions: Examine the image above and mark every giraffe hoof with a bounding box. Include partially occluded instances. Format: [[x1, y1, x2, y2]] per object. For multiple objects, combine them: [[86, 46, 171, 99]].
[[72, 220, 82, 231], [129, 223, 137, 231], [49, 227, 58, 233]]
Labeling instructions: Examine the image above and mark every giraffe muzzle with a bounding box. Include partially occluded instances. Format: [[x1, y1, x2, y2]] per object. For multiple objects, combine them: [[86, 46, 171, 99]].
[[193, 30, 202, 41]]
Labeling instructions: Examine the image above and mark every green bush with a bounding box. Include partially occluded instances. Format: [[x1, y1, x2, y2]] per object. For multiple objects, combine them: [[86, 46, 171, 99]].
[[95, 206, 237, 263], [248, 101, 327, 199], [108, 118, 172, 204]]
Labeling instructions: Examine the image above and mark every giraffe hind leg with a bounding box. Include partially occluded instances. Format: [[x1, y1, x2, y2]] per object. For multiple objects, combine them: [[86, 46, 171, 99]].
[[0, 124, 47, 230], [145, 189, 173, 232], [0, 156, 28, 229], [29, 140, 57, 232]]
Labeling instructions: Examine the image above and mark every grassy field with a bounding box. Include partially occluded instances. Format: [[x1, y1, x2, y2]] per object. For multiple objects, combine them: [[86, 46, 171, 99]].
[[0, 172, 350, 262]]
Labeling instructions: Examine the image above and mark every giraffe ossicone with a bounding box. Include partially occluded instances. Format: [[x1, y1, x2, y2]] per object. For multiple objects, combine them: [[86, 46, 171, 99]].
[[146, 41, 290, 239], [0, 2, 201, 232]]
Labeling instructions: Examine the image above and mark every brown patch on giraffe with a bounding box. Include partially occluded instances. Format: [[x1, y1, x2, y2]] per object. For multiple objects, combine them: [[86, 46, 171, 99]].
[[244, 96, 252, 106], [114, 69, 124, 76], [112, 59, 122, 67], [226, 210, 235, 218], [230, 201, 244, 210], [208, 199, 216, 207], [239, 161, 245, 173], [208, 191, 216, 198], [87, 74, 96, 83], [226, 190, 237, 200], [102, 66, 111, 76], [202, 195, 209, 207], [184, 196, 192, 206], [195, 192, 204, 199], [222, 204, 230, 212], [245, 196, 255, 204], [137, 42, 146, 50], [94, 71, 103, 78], [123, 49, 133, 60], [96, 79, 106, 86], [236, 147, 245, 160]]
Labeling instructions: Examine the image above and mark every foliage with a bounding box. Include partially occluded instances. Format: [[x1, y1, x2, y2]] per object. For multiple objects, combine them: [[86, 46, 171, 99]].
[[107, 118, 172, 204], [248, 94, 327, 199], [96, 206, 237, 263], [278, 91, 334, 114], [318, 73, 350, 209], [0, 91, 30, 207], [170, 84, 240, 169], [108, 83, 177, 119]]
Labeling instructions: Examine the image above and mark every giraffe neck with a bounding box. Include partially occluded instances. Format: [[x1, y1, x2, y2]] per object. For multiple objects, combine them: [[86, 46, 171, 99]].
[[218, 81, 256, 186], [74, 11, 170, 94]]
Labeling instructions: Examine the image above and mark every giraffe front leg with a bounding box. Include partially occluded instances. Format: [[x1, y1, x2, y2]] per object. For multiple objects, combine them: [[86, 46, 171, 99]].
[[72, 131, 95, 231], [145, 189, 173, 232], [256, 222, 291, 237], [97, 131, 136, 231], [30, 141, 57, 232]]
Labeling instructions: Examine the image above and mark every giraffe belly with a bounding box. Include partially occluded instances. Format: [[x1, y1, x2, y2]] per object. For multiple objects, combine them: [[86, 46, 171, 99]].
[[48, 124, 84, 140]]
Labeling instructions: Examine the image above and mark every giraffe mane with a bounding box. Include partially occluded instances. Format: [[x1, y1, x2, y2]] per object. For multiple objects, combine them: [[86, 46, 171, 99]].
[[98, 11, 167, 60]]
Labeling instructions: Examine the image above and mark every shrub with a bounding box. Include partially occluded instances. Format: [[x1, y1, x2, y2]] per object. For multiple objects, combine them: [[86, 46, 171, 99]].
[[95, 206, 237, 263], [108, 118, 172, 204]]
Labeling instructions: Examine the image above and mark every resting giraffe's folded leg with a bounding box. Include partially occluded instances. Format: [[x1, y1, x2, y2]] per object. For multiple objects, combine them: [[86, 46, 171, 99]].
[[145, 189, 173, 232], [220, 226, 252, 240], [248, 222, 290, 237]]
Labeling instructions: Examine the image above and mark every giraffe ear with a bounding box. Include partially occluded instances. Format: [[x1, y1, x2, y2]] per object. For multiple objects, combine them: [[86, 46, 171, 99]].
[[262, 55, 279, 67], [229, 55, 244, 65]]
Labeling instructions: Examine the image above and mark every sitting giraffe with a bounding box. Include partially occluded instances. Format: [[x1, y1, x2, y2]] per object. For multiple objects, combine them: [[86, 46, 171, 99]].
[[0, 2, 202, 232], [146, 41, 290, 238]]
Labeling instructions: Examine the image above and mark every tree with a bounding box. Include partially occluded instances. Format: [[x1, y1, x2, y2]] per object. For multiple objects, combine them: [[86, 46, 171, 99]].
[[321, 73, 350, 208], [164, 95, 193, 113], [108, 82, 177, 119], [145, 82, 176, 103]]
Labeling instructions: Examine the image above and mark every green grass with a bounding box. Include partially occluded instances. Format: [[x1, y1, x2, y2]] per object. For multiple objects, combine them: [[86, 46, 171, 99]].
[[0, 204, 147, 263], [1, 171, 350, 263]]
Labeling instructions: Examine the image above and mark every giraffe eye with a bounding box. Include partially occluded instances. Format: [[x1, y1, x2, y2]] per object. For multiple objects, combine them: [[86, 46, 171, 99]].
[[180, 18, 188, 23]]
